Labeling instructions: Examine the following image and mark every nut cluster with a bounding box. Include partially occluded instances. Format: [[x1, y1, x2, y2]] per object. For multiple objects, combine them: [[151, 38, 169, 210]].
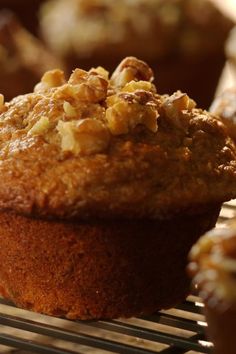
[[4, 57, 197, 156], [106, 80, 159, 135], [162, 91, 196, 120], [57, 118, 110, 155]]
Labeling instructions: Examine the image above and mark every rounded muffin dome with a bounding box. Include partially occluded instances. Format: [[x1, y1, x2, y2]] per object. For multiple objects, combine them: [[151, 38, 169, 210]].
[[0, 57, 235, 220], [0, 57, 236, 321]]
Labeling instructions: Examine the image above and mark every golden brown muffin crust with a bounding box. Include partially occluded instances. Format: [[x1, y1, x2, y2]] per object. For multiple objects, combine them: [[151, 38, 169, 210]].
[[0, 57, 235, 220]]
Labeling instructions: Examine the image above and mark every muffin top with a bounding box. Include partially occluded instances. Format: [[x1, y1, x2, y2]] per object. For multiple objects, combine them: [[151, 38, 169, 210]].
[[0, 57, 236, 220], [40, 0, 233, 61], [210, 88, 236, 142], [189, 219, 236, 309]]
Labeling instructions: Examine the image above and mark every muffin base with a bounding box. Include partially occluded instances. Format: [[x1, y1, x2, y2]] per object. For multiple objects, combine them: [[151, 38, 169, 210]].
[[0, 206, 220, 320]]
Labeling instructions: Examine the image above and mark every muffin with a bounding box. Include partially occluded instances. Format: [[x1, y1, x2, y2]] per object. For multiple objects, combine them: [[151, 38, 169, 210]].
[[188, 219, 236, 354], [0, 57, 236, 320], [225, 25, 236, 79], [210, 88, 236, 143], [0, 10, 65, 100], [39, 0, 234, 108], [210, 19, 236, 141]]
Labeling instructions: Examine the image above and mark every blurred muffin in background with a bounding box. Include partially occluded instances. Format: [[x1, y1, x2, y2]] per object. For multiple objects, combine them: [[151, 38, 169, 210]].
[[188, 219, 236, 354], [0, 10, 65, 100], [210, 88, 236, 142], [39, 0, 234, 108], [210, 26, 236, 142], [225, 25, 236, 82], [0, 0, 45, 34]]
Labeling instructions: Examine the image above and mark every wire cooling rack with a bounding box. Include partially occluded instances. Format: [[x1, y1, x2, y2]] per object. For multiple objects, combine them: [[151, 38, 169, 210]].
[[0, 201, 235, 354]]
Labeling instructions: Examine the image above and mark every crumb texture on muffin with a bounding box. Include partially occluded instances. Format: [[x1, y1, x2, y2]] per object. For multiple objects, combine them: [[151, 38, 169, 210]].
[[0, 56, 235, 219]]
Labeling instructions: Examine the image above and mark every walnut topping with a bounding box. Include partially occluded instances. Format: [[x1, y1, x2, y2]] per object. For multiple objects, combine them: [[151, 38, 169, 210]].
[[163, 91, 196, 120], [122, 80, 154, 93], [119, 90, 155, 105], [34, 69, 66, 93], [106, 90, 159, 135], [111, 57, 154, 88], [89, 66, 109, 80], [17, 58, 198, 154], [66, 69, 108, 103], [27, 116, 50, 136], [57, 118, 110, 155], [63, 101, 77, 118]]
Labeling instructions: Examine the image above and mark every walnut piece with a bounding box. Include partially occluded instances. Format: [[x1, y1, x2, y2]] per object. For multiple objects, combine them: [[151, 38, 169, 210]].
[[121, 80, 154, 93], [57, 118, 110, 155], [111, 57, 154, 88], [34, 69, 66, 93], [66, 69, 108, 103], [106, 90, 159, 135], [89, 66, 109, 80], [163, 91, 196, 119], [63, 101, 77, 118], [27, 116, 50, 136]]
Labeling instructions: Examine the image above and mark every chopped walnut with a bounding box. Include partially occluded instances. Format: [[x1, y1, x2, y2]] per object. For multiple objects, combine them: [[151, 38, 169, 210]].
[[89, 66, 109, 80], [106, 90, 159, 135], [34, 69, 66, 93], [118, 90, 155, 105], [121, 80, 154, 93], [68, 68, 88, 85], [162, 91, 196, 120], [64, 69, 108, 103], [63, 101, 77, 118], [111, 57, 154, 88], [57, 118, 110, 155], [27, 116, 50, 136]]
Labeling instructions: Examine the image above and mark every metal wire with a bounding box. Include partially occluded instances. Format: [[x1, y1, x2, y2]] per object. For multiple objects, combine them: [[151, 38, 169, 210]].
[[0, 201, 235, 354]]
